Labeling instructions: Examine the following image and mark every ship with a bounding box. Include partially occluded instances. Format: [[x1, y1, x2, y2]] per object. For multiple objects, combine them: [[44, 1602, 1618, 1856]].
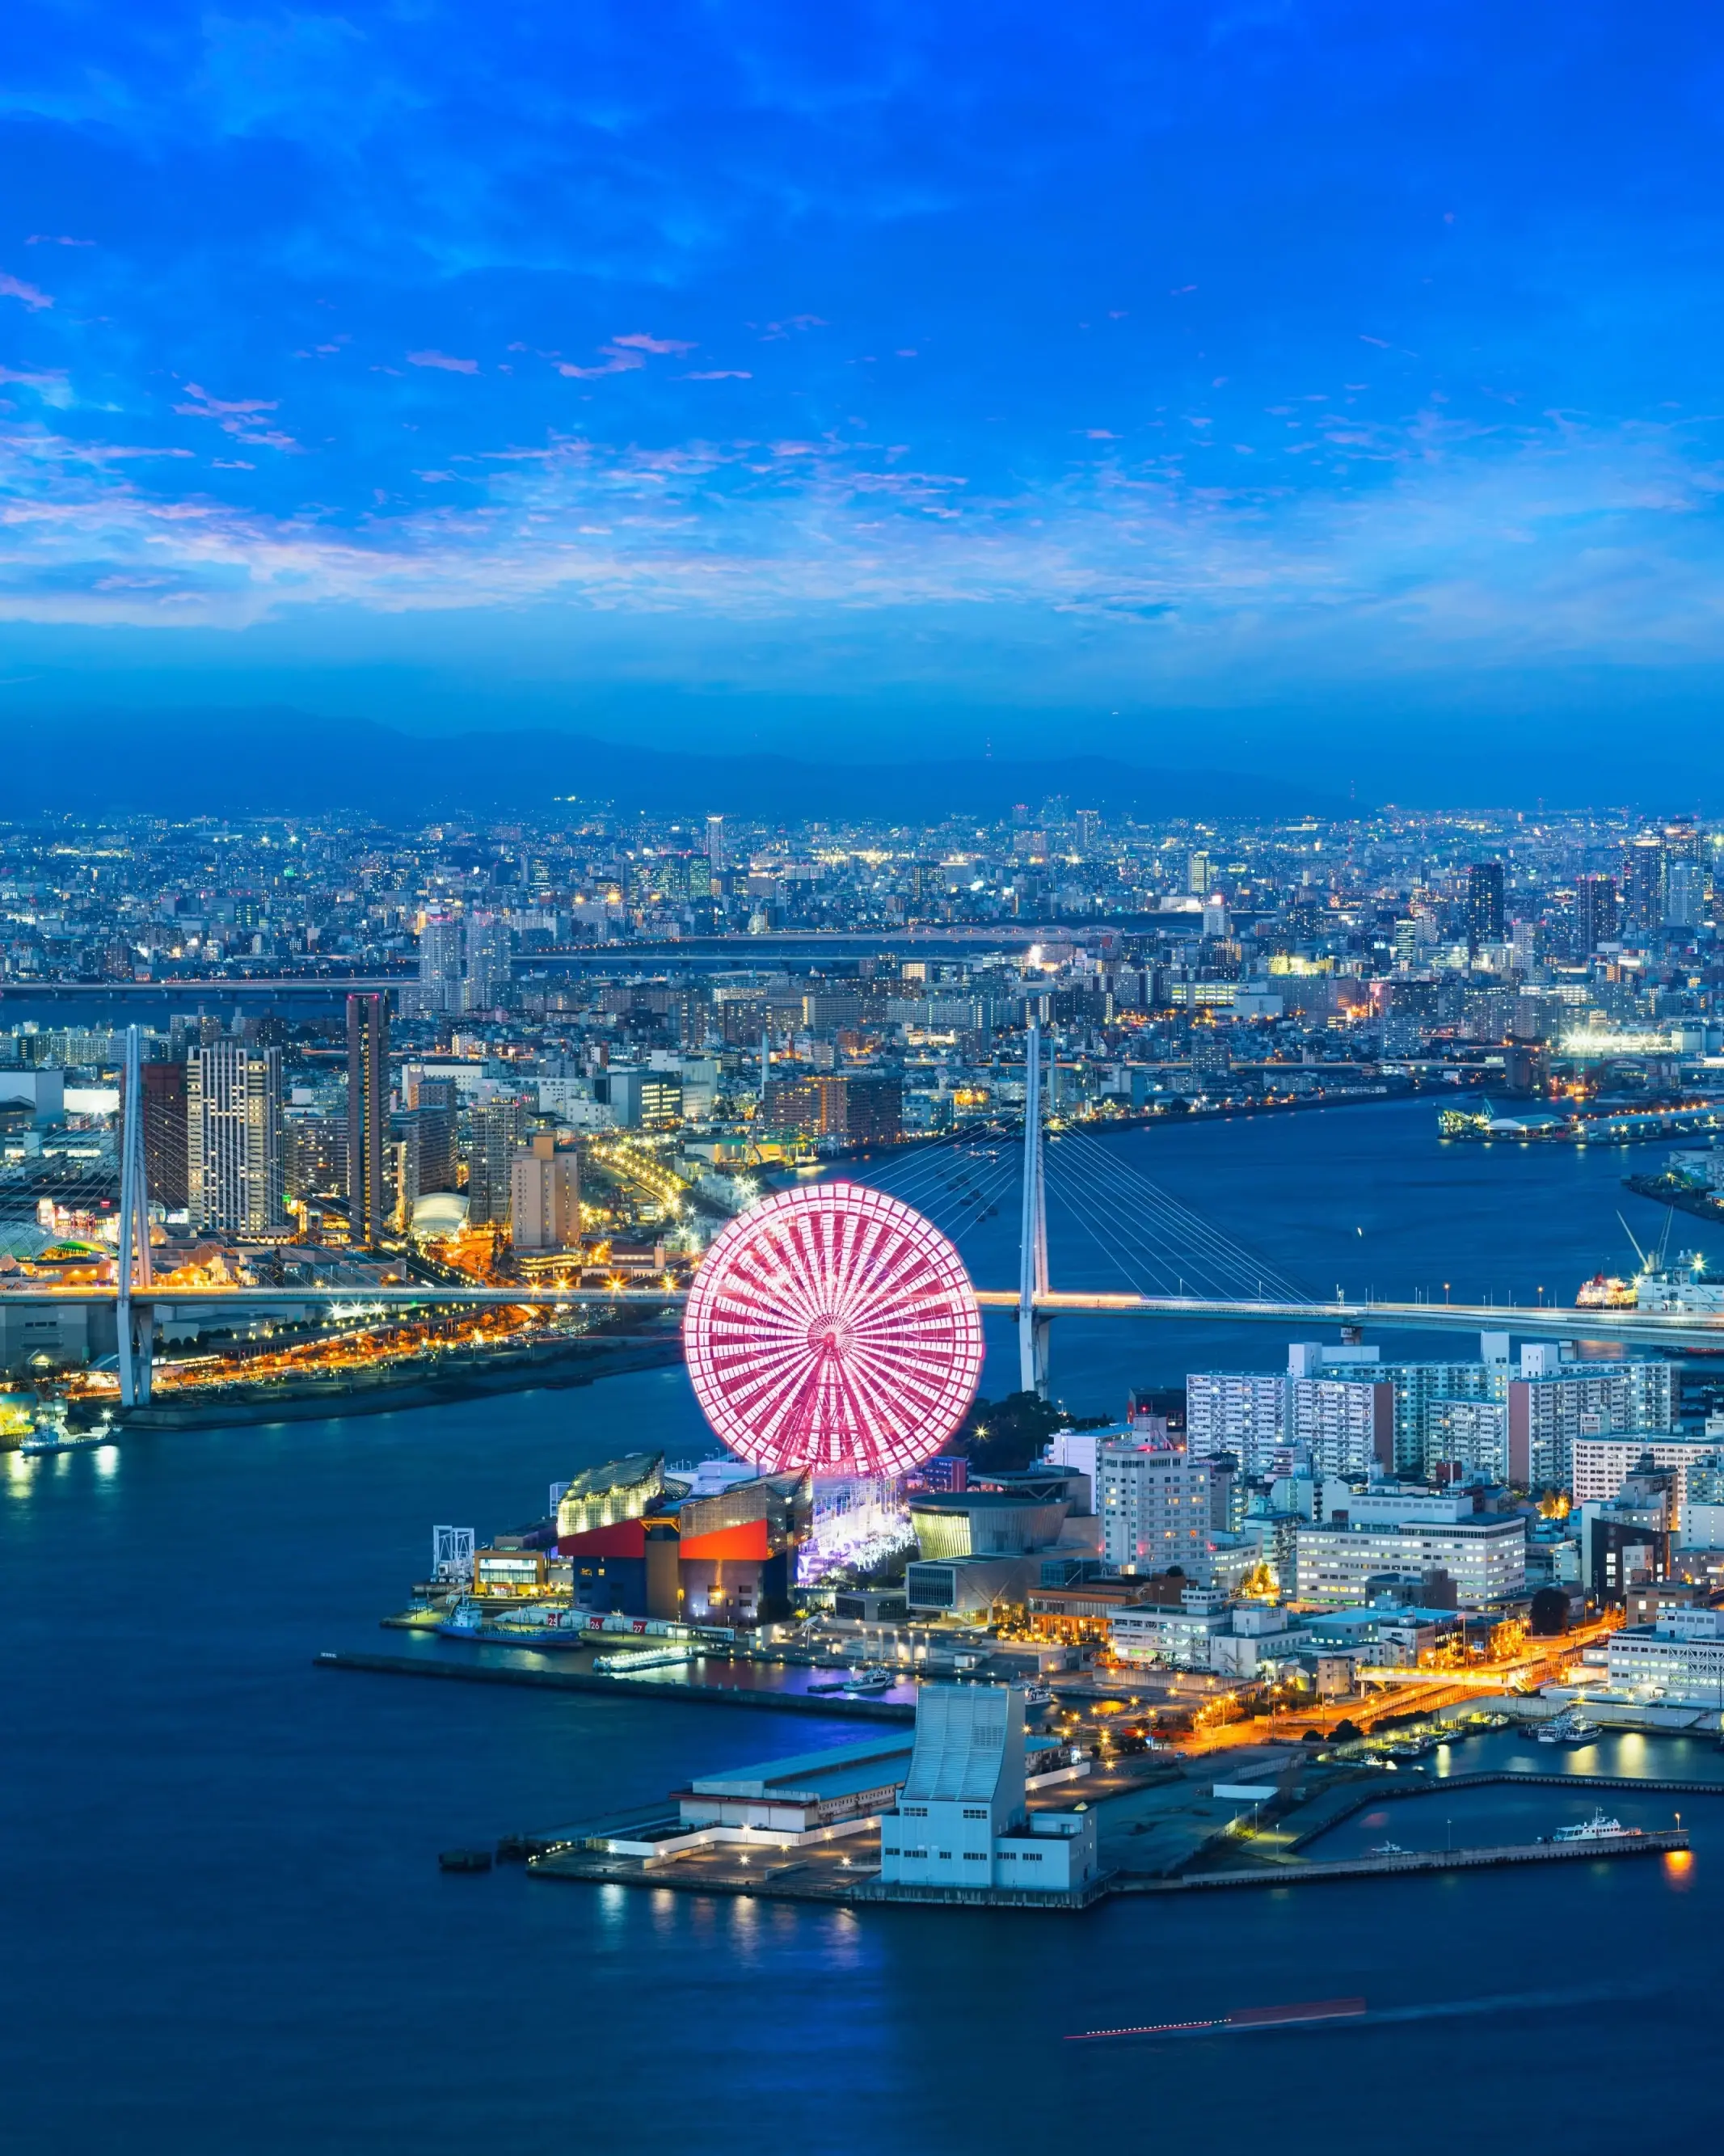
[[1550, 1808, 1638, 1843]]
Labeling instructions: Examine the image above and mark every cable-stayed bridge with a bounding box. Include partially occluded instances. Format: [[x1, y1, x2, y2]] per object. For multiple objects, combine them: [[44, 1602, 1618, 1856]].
[[7, 1021, 1724, 1410]]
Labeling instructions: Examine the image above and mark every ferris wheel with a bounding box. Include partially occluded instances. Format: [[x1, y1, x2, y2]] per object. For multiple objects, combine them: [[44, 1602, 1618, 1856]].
[[682, 1181, 984, 1478]]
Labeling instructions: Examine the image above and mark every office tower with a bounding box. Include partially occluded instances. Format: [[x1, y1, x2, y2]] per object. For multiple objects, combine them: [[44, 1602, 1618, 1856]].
[[1625, 833, 1665, 934], [1576, 873, 1619, 954], [188, 1041, 284, 1234], [1186, 849, 1212, 897], [139, 1060, 189, 1209], [462, 910, 512, 1011], [1076, 809, 1100, 855], [466, 1095, 532, 1225], [706, 814, 727, 871], [418, 913, 463, 1014], [411, 1077, 459, 1192], [1466, 862, 1505, 954], [509, 1132, 580, 1251], [1098, 1444, 1214, 1581], [1665, 859, 1705, 930], [346, 993, 390, 1247]]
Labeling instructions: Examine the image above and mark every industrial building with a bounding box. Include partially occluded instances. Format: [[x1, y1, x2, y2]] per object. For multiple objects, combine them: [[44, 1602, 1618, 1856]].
[[878, 1684, 1098, 1895]]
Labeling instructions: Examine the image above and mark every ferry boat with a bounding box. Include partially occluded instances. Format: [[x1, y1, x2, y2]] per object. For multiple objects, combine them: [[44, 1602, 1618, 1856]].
[[1551, 1808, 1637, 1844], [436, 1601, 593, 1650], [841, 1665, 898, 1695], [1369, 1840, 1407, 1856]]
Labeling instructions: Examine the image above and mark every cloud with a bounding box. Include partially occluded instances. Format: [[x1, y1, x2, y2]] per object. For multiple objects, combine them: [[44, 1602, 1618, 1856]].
[[26, 235, 94, 248], [407, 350, 480, 373], [174, 384, 300, 452], [683, 369, 752, 381], [0, 272, 53, 311], [1358, 334, 1391, 348], [0, 367, 72, 408], [609, 332, 696, 355]]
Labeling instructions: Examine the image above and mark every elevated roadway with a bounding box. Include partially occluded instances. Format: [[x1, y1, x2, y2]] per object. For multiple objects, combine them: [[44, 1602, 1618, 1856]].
[[8, 1284, 1723, 1350]]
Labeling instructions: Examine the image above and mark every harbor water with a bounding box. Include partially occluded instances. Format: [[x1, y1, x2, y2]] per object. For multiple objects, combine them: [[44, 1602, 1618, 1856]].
[[3, 1099, 1722, 2154]]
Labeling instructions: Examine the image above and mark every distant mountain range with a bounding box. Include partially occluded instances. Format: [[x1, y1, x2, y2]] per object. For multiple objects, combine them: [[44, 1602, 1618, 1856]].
[[8, 709, 1348, 822]]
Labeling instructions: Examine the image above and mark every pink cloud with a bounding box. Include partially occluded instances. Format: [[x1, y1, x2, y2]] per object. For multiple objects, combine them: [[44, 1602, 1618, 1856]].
[[683, 369, 752, 381], [610, 331, 695, 355], [407, 350, 479, 373], [177, 384, 277, 417], [0, 272, 53, 310]]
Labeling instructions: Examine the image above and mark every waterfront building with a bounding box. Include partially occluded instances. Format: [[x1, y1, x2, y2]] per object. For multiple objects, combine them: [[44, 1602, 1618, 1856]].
[[410, 1077, 459, 1192], [1605, 1606, 1724, 1703], [878, 1684, 1098, 1894], [1098, 1444, 1213, 1580], [554, 1453, 666, 1538], [139, 1058, 188, 1209], [1293, 1496, 1526, 1610], [345, 992, 390, 1247], [1108, 1584, 1233, 1669], [1186, 1371, 1287, 1475], [509, 1132, 580, 1251], [908, 1491, 1070, 1559], [904, 1555, 1039, 1615], [187, 1040, 284, 1234], [1507, 1344, 1674, 1489]]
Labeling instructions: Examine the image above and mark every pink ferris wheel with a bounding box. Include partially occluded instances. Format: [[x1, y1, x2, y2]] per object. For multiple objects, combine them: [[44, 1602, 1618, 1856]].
[[682, 1181, 984, 1478]]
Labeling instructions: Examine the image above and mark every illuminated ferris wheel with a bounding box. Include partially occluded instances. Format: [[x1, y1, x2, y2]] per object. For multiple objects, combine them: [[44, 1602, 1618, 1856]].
[[682, 1181, 984, 1478]]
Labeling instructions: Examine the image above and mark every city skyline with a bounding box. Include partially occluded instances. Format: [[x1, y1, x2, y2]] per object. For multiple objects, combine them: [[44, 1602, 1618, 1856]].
[[6, 5, 1724, 793]]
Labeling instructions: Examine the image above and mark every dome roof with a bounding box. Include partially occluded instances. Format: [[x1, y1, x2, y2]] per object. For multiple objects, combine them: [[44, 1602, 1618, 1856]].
[[412, 1192, 470, 1234]]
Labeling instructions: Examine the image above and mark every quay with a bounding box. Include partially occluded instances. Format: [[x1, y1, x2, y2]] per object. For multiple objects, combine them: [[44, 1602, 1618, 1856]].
[[522, 1825, 1688, 1913], [1288, 1767, 1724, 1849], [314, 1649, 917, 1720]]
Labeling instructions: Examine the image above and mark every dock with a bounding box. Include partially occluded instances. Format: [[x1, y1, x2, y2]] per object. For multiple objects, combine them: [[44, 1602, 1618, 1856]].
[[314, 1649, 917, 1720], [522, 1825, 1688, 1913]]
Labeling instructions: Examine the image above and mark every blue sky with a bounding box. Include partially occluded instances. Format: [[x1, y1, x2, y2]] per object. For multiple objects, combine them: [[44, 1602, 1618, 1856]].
[[4, 2, 1724, 791]]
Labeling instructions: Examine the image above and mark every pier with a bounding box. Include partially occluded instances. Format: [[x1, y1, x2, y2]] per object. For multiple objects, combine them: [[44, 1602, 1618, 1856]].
[[314, 1649, 917, 1720]]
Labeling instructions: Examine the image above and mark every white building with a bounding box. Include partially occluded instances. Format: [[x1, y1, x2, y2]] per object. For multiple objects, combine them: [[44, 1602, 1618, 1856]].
[[1294, 1501, 1526, 1610], [878, 1685, 1098, 1895], [1098, 1444, 1212, 1580], [1109, 1589, 1294, 1676], [188, 1041, 284, 1234], [416, 912, 464, 1015], [1290, 1373, 1393, 1479], [1606, 1608, 1724, 1705], [1507, 1344, 1674, 1489], [1427, 1397, 1510, 1480], [1570, 1435, 1717, 1532], [1186, 1372, 1287, 1475]]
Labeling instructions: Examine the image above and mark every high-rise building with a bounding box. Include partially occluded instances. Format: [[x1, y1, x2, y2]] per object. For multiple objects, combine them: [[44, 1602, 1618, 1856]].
[[463, 912, 512, 1011], [510, 1133, 580, 1251], [706, 814, 727, 871], [1665, 859, 1705, 930], [1466, 862, 1505, 954], [1186, 850, 1212, 897], [418, 913, 463, 1015], [1576, 873, 1619, 954], [139, 1059, 189, 1209], [1076, 809, 1100, 855], [1625, 833, 1665, 934], [346, 993, 390, 1247], [466, 1095, 532, 1225], [411, 1077, 459, 1192], [188, 1041, 284, 1234]]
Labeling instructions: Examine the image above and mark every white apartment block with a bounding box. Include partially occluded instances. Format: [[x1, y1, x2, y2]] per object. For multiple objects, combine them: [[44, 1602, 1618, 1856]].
[[1606, 1609, 1724, 1705], [1507, 1346, 1674, 1490], [1570, 1434, 1718, 1531], [1098, 1445, 1212, 1580], [1290, 1375, 1393, 1479], [1293, 1513, 1526, 1610], [1186, 1373, 1288, 1475]]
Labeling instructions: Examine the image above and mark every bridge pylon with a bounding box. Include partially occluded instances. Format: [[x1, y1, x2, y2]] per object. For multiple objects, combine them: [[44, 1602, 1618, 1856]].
[[116, 1023, 154, 1408], [1018, 1012, 1051, 1396]]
